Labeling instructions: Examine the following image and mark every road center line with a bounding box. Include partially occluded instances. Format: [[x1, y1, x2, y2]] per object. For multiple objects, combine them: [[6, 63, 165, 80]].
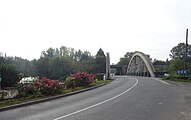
[[54, 77, 138, 120]]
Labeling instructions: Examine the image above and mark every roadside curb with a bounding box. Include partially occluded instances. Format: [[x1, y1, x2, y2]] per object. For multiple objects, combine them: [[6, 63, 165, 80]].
[[0, 83, 106, 112]]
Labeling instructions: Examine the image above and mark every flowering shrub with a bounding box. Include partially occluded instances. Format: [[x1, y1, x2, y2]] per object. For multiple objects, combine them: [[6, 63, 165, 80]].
[[17, 83, 36, 97], [17, 77, 63, 97], [65, 72, 96, 88], [34, 77, 63, 95], [65, 75, 76, 89]]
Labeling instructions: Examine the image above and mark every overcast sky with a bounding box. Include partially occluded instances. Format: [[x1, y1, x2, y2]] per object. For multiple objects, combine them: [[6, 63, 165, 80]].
[[0, 0, 191, 64]]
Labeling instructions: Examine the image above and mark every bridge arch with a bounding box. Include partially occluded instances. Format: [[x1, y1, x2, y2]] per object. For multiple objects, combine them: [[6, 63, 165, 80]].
[[127, 52, 156, 77]]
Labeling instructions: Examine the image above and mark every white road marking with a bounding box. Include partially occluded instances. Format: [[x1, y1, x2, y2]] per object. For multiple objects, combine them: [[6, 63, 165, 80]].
[[54, 77, 138, 120], [152, 78, 171, 85]]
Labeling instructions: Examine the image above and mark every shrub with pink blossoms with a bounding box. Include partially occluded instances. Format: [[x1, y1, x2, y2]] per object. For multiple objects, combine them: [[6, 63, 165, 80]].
[[65, 72, 96, 88], [17, 77, 63, 97], [33, 77, 63, 95]]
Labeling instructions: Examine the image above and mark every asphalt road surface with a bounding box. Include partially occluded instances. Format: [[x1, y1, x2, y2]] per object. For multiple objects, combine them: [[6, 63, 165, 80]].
[[1, 76, 191, 120]]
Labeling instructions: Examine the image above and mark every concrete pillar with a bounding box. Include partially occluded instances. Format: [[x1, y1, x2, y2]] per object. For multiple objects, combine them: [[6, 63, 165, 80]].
[[106, 52, 111, 80]]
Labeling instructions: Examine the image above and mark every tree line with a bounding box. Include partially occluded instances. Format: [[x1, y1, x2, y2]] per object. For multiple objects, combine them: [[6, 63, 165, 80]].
[[0, 46, 106, 88]]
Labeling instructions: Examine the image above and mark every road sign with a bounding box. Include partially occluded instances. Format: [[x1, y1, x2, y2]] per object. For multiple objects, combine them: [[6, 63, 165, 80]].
[[184, 70, 188, 74], [177, 70, 188, 75]]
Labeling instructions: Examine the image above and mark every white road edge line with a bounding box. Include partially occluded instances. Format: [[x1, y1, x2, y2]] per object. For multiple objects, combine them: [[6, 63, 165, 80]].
[[152, 78, 171, 85], [54, 77, 138, 120]]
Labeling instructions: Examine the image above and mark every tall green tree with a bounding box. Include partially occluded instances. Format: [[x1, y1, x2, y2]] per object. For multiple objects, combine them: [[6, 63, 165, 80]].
[[169, 43, 191, 60], [95, 48, 106, 73]]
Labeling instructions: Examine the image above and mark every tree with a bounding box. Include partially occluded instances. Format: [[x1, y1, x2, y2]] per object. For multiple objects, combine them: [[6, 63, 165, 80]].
[[96, 48, 105, 57], [0, 64, 19, 88], [166, 43, 191, 75], [41, 48, 55, 58], [167, 58, 184, 74], [169, 43, 191, 60], [118, 52, 134, 65], [95, 48, 106, 73], [0, 46, 100, 81]]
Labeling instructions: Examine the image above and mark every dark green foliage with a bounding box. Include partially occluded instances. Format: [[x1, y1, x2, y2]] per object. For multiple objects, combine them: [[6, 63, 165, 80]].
[[0, 47, 106, 81], [116, 52, 134, 75], [166, 43, 191, 76], [0, 64, 19, 88], [95, 48, 106, 73], [36, 47, 98, 80], [170, 43, 191, 60], [96, 48, 105, 57], [118, 52, 134, 66], [168, 58, 184, 74]]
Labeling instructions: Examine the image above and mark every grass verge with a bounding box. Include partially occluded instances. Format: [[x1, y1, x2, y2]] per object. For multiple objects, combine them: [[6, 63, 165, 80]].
[[0, 80, 112, 108], [162, 75, 191, 83]]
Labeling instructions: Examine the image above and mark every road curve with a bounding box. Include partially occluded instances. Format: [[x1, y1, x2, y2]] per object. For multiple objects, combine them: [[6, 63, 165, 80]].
[[0, 76, 191, 120]]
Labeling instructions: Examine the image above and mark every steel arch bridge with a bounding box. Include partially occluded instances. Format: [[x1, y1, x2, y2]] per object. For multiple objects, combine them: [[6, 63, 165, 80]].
[[126, 52, 156, 77]]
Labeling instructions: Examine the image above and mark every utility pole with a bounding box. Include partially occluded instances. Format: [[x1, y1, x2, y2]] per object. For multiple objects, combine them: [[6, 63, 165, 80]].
[[0, 73, 1, 89], [184, 29, 188, 70]]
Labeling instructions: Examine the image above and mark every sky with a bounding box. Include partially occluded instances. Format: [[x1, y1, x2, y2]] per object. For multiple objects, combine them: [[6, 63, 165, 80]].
[[0, 0, 191, 64]]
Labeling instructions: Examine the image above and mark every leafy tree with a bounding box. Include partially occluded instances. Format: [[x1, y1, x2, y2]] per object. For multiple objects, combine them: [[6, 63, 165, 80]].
[[166, 43, 191, 75], [167, 58, 184, 74], [41, 48, 56, 58], [35, 46, 97, 80], [118, 52, 134, 66], [169, 43, 191, 60]]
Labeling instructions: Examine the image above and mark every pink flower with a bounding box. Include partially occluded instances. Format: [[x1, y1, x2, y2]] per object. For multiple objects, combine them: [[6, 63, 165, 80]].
[[50, 83, 54, 87], [45, 84, 48, 88]]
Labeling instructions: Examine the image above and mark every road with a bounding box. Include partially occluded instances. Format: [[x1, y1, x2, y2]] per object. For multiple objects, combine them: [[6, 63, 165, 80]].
[[1, 76, 191, 120]]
